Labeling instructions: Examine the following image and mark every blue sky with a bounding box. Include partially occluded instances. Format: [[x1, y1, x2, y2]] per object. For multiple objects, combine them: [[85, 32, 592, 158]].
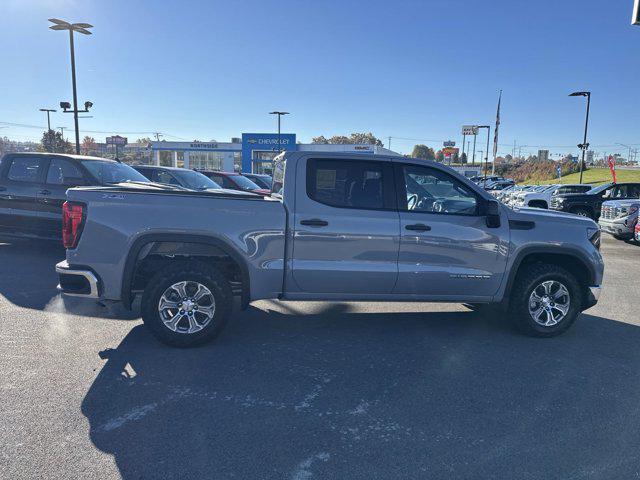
[[1, 0, 639, 156]]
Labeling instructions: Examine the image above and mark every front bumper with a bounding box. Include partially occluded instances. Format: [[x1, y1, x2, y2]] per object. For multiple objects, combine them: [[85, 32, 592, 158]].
[[55, 260, 100, 298], [584, 285, 601, 309], [598, 219, 635, 238]]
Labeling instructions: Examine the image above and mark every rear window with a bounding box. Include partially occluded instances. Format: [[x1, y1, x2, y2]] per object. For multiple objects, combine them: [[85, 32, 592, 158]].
[[230, 174, 261, 190], [82, 160, 149, 185], [307, 159, 387, 209], [7, 156, 43, 183]]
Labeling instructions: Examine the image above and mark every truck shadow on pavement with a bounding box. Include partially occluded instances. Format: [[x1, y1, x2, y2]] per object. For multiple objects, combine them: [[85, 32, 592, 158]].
[[0, 238, 137, 320], [82, 303, 640, 479]]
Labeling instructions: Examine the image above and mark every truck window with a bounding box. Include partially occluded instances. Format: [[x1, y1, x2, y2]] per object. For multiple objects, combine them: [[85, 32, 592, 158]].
[[7, 156, 44, 183], [307, 159, 386, 210], [401, 165, 478, 215], [46, 158, 86, 186]]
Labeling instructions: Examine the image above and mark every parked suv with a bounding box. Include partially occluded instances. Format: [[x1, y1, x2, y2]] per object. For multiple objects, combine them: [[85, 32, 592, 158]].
[[133, 165, 223, 191], [598, 199, 640, 240], [242, 173, 272, 190], [549, 182, 640, 220], [198, 171, 270, 195], [0, 152, 150, 240], [57, 152, 603, 347]]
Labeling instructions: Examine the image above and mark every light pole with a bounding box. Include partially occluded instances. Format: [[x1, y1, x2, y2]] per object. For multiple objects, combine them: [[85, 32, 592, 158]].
[[477, 125, 490, 188], [49, 18, 93, 154], [269, 111, 289, 156], [569, 91, 591, 184], [471, 132, 477, 166]]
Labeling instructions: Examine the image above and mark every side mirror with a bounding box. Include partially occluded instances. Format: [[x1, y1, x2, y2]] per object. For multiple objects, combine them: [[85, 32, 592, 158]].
[[485, 199, 501, 228]]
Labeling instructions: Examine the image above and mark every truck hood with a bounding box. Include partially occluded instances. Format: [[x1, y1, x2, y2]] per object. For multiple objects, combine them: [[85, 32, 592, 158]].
[[552, 193, 594, 202], [507, 204, 597, 227], [601, 198, 640, 208]]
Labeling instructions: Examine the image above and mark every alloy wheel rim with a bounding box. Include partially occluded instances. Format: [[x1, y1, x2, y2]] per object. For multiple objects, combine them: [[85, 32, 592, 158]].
[[528, 280, 571, 327], [158, 281, 215, 334]]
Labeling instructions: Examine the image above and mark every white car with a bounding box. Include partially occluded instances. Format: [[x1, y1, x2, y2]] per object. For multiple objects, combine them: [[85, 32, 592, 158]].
[[513, 185, 560, 209], [514, 184, 592, 209]]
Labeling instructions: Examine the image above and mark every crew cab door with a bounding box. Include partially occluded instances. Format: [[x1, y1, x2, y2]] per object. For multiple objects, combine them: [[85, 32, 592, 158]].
[[0, 155, 47, 237], [290, 157, 400, 295], [393, 163, 509, 299], [37, 157, 90, 238]]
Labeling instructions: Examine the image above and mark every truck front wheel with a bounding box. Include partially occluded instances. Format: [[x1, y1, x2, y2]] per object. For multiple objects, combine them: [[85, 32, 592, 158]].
[[509, 264, 582, 337], [141, 261, 232, 347]]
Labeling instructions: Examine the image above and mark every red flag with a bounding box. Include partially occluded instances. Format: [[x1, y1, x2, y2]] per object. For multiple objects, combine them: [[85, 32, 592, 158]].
[[608, 155, 617, 183]]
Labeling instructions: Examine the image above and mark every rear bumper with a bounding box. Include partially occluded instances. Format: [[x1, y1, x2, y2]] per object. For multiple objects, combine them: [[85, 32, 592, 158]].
[[584, 285, 601, 310], [55, 260, 100, 298]]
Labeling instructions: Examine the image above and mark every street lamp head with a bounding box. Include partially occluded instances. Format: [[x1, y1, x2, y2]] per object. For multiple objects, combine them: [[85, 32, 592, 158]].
[[39, 108, 57, 112], [569, 91, 590, 97], [269, 111, 290, 115], [59, 101, 71, 110], [84, 101, 93, 110], [48, 19, 93, 34]]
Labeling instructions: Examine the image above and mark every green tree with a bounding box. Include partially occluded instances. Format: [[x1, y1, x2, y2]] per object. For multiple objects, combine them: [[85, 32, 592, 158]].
[[311, 135, 329, 144], [436, 150, 445, 162], [460, 152, 468, 164], [411, 144, 436, 160], [136, 137, 153, 145], [39, 130, 73, 153], [81, 136, 97, 155], [312, 132, 384, 146]]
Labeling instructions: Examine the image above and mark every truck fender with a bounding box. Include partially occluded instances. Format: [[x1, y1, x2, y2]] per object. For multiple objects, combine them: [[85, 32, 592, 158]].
[[121, 233, 251, 309]]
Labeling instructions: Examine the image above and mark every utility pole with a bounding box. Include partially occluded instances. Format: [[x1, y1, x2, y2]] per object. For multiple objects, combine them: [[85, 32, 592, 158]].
[[58, 126, 66, 140], [39, 108, 56, 131], [387, 136, 392, 150], [153, 132, 163, 141]]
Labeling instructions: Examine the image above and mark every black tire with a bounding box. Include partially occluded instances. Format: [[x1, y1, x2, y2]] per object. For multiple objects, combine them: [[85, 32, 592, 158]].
[[141, 260, 232, 347], [508, 264, 583, 337], [570, 206, 593, 219]]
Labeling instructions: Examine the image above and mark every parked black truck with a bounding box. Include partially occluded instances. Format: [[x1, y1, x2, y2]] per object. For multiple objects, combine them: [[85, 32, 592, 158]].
[[549, 182, 640, 220], [0, 152, 152, 240]]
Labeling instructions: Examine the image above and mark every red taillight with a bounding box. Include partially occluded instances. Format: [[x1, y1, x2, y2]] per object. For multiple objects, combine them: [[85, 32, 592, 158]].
[[62, 201, 85, 249]]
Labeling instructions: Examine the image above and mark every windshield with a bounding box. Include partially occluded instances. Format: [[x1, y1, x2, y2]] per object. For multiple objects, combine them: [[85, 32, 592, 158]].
[[587, 184, 610, 195], [82, 160, 149, 185], [231, 174, 261, 190], [247, 175, 272, 189], [175, 170, 221, 190]]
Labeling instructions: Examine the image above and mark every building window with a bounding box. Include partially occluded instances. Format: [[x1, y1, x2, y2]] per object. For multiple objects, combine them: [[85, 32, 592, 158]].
[[233, 152, 242, 172], [189, 151, 224, 171], [159, 151, 174, 167]]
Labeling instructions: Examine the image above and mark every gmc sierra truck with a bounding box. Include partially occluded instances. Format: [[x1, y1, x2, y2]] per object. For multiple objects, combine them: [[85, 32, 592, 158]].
[[56, 152, 604, 347]]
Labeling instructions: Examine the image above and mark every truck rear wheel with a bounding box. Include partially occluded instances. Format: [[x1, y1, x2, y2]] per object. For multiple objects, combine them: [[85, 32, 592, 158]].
[[509, 264, 582, 337], [141, 261, 232, 347]]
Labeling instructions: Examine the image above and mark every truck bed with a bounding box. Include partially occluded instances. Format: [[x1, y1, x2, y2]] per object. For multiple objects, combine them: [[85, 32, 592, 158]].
[[65, 186, 287, 302]]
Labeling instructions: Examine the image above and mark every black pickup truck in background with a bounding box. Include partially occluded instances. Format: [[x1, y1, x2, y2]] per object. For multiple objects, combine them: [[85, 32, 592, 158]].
[[0, 152, 150, 241], [549, 182, 640, 220]]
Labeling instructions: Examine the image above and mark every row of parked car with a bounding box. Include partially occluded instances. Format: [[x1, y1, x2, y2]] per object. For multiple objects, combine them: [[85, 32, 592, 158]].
[[0, 152, 273, 241], [485, 179, 640, 244]]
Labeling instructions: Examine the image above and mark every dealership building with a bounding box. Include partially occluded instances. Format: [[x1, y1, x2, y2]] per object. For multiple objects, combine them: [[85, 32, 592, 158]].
[[150, 133, 398, 175]]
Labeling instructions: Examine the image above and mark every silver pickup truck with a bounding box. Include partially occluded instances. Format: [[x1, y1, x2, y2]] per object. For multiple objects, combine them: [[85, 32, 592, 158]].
[[56, 152, 604, 346]]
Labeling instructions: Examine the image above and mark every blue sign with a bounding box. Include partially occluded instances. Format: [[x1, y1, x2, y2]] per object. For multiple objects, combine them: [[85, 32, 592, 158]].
[[241, 133, 296, 172]]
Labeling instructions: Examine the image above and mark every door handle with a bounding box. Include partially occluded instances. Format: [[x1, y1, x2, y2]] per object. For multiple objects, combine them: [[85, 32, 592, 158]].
[[300, 219, 328, 227], [405, 223, 431, 232], [39, 189, 51, 195]]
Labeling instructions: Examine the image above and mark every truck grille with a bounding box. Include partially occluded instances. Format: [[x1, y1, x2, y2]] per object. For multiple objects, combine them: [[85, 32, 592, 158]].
[[601, 206, 628, 220]]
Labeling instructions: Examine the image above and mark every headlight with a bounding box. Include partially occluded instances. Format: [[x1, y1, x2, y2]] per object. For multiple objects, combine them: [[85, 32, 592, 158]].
[[587, 227, 601, 250]]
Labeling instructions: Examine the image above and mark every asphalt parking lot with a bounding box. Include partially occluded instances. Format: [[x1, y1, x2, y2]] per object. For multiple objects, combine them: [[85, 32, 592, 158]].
[[1, 234, 639, 479]]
